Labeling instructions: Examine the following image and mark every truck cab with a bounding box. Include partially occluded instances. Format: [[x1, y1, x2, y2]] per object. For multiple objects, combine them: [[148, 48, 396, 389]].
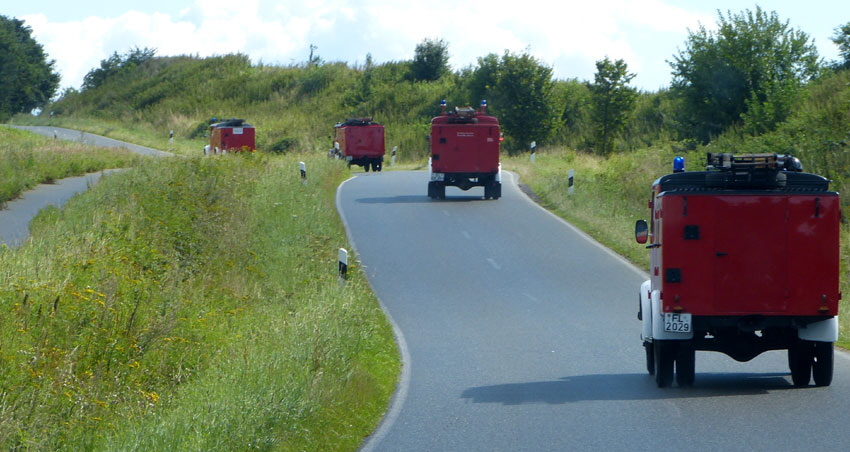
[[636, 153, 840, 387]]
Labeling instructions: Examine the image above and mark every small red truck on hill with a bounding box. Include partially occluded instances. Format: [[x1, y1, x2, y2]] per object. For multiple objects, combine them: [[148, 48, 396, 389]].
[[428, 100, 501, 200], [333, 118, 385, 172], [206, 118, 255, 154], [635, 153, 840, 387]]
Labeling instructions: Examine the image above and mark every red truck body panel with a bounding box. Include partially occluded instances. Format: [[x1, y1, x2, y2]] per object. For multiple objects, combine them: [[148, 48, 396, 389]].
[[210, 119, 255, 152], [334, 122, 385, 159], [430, 113, 500, 174], [652, 192, 840, 317]]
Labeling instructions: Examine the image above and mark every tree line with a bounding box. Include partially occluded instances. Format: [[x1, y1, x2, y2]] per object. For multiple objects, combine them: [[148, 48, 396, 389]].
[[5, 8, 850, 157]]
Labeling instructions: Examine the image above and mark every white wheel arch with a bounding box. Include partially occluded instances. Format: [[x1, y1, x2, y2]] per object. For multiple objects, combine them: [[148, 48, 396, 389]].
[[798, 316, 838, 342], [644, 282, 694, 341]]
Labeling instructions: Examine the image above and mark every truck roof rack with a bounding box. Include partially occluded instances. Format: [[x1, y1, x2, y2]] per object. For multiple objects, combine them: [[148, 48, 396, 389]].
[[338, 118, 380, 127], [706, 153, 802, 172], [211, 118, 250, 128], [703, 153, 804, 189]]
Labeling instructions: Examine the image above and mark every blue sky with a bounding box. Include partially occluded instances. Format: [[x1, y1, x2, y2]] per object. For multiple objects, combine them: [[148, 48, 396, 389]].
[[4, 1, 847, 93]]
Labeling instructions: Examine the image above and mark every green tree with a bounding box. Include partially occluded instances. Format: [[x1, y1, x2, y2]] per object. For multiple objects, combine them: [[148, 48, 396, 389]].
[[590, 57, 636, 155], [82, 47, 156, 91], [460, 53, 499, 104], [550, 79, 592, 149], [831, 22, 850, 70], [410, 38, 450, 82], [669, 7, 820, 142], [475, 51, 556, 154], [0, 15, 60, 120]]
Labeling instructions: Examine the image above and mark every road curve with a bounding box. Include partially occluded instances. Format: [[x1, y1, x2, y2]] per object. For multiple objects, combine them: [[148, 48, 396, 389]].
[[338, 170, 850, 452], [0, 126, 168, 248], [7, 125, 172, 157]]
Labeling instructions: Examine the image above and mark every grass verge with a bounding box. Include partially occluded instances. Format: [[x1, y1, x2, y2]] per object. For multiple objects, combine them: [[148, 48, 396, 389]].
[[0, 151, 398, 450]]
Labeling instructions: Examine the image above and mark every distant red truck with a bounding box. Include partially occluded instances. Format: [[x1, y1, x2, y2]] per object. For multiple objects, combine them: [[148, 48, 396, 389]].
[[206, 118, 255, 154], [428, 100, 501, 200], [333, 118, 385, 172], [636, 153, 840, 387]]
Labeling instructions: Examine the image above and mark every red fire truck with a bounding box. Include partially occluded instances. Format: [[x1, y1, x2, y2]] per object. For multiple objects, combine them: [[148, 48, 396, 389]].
[[635, 153, 840, 387], [206, 118, 255, 154], [428, 100, 501, 200], [333, 118, 385, 172]]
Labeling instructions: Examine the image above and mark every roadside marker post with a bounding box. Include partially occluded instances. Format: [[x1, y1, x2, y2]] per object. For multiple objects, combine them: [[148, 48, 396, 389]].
[[391, 146, 398, 167], [299, 161, 307, 184], [530, 141, 536, 163], [568, 169, 574, 194], [338, 248, 348, 280]]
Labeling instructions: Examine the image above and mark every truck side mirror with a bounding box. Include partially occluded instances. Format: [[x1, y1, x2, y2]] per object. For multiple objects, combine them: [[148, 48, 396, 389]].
[[635, 220, 648, 244]]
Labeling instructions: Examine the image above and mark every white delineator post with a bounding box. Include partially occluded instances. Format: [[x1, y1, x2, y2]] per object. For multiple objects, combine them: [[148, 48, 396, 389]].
[[299, 161, 307, 184], [338, 248, 348, 279], [391, 146, 398, 166], [568, 169, 574, 194]]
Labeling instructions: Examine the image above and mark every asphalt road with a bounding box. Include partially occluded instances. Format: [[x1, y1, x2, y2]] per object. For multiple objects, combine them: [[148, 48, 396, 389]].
[[337, 170, 850, 452], [0, 126, 167, 248]]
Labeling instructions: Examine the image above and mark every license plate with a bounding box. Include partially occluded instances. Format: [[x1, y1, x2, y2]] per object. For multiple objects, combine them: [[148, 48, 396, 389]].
[[664, 313, 692, 333]]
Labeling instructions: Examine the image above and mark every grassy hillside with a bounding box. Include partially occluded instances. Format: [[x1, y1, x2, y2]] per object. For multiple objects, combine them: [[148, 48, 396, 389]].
[[36, 54, 447, 162]]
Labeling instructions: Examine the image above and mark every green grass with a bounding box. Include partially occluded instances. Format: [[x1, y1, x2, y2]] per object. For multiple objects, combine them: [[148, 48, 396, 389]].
[[0, 141, 398, 450], [505, 146, 850, 349]]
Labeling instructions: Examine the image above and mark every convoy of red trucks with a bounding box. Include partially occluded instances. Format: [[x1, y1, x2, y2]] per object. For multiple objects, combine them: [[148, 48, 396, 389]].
[[635, 153, 840, 387], [333, 118, 386, 172], [203, 107, 841, 390], [428, 100, 502, 200]]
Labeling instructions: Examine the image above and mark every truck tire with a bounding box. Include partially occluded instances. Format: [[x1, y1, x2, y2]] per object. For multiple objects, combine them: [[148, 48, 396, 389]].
[[644, 341, 654, 375], [428, 181, 445, 200], [812, 342, 834, 387], [676, 342, 695, 387], [789, 342, 813, 386], [654, 341, 675, 387]]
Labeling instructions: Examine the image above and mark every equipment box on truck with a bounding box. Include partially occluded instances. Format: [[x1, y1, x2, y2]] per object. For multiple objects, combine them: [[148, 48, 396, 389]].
[[333, 118, 385, 172], [428, 100, 501, 200], [635, 153, 840, 387], [206, 118, 255, 154]]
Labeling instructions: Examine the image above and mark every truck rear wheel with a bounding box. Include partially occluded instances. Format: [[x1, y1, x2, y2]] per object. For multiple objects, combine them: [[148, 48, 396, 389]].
[[654, 341, 675, 387], [644, 341, 654, 375], [812, 342, 834, 387], [789, 341, 813, 386], [675, 342, 695, 387], [428, 181, 445, 200]]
